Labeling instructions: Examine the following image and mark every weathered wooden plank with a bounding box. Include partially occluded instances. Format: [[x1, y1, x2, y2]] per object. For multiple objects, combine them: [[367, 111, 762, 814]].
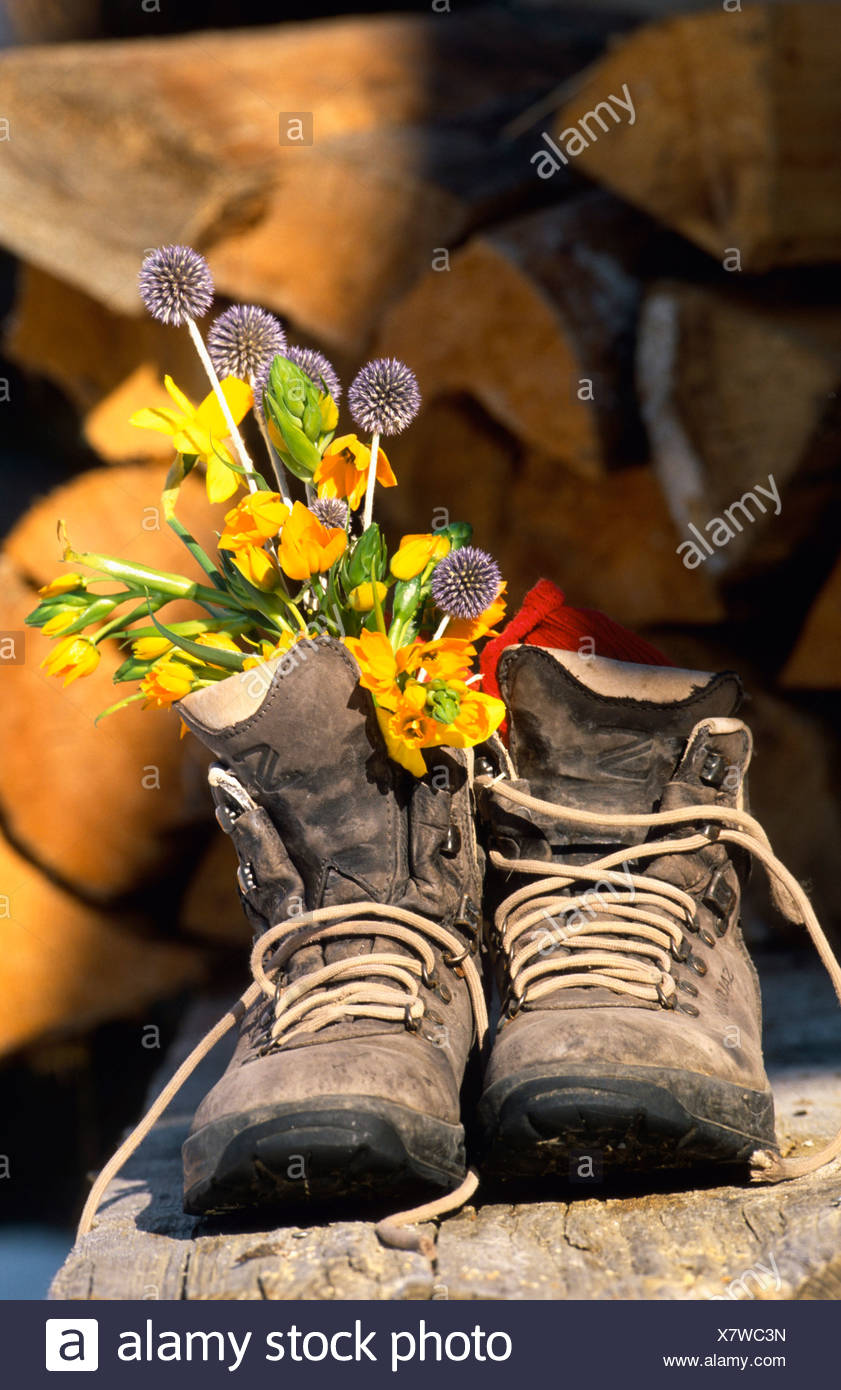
[[50, 950, 841, 1300], [549, 5, 841, 271]]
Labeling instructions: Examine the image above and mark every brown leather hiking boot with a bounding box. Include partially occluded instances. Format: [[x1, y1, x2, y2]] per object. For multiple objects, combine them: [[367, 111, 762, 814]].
[[175, 637, 487, 1215], [475, 645, 841, 1184]]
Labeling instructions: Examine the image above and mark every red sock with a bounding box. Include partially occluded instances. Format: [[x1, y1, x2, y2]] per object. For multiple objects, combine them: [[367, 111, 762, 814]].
[[480, 579, 674, 709]]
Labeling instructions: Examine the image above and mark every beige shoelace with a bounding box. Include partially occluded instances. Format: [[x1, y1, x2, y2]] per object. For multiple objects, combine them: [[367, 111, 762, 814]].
[[77, 900, 488, 1251], [479, 722, 841, 1183]]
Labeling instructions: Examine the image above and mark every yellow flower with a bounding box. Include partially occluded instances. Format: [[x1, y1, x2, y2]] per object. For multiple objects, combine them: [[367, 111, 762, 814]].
[[242, 632, 298, 670], [219, 492, 289, 550], [42, 610, 78, 637], [231, 542, 282, 592], [400, 637, 475, 683], [441, 685, 506, 748], [39, 573, 86, 598], [314, 434, 396, 511], [41, 635, 101, 686], [375, 683, 442, 777], [390, 532, 450, 581], [447, 582, 507, 642], [132, 636, 172, 661], [347, 581, 388, 613], [130, 374, 254, 503], [140, 657, 197, 709], [343, 630, 400, 703], [277, 501, 347, 582]]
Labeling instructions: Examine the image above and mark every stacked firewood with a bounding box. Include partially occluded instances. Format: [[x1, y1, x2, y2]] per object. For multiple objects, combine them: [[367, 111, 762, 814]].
[[1, 3, 840, 1056]]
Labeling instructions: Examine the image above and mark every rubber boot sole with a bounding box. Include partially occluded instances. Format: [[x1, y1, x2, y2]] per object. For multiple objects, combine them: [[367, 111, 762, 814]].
[[183, 1095, 466, 1216], [478, 1063, 777, 1180]]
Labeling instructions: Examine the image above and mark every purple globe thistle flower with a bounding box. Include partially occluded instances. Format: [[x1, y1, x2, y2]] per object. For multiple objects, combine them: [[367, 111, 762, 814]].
[[431, 546, 501, 620], [309, 497, 349, 530], [207, 305, 286, 381], [286, 345, 342, 402], [348, 357, 420, 437], [138, 245, 214, 326]]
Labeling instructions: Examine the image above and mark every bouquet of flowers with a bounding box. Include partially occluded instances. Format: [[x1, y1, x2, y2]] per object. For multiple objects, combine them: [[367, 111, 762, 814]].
[[26, 245, 507, 775]]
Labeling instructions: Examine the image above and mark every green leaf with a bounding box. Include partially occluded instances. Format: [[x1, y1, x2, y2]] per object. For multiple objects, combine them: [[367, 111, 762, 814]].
[[146, 608, 246, 672], [112, 657, 160, 683]]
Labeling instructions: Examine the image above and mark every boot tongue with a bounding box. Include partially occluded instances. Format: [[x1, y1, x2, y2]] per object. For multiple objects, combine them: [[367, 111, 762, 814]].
[[499, 646, 742, 842]]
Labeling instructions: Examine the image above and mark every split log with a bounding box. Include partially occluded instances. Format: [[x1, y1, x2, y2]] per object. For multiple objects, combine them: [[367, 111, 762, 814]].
[[549, 4, 841, 271], [377, 390, 721, 627], [5, 267, 208, 463], [0, 13, 608, 353], [781, 553, 841, 688], [637, 281, 841, 580], [0, 465, 230, 901], [0, 828, 204, 1058], [376, 195, 659, 480], [50, 947, 841, 1299], [504, 449, 723, 628]]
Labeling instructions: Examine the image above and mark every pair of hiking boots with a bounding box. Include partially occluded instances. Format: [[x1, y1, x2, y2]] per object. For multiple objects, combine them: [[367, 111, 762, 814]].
[[79, 636, 841, 1241]]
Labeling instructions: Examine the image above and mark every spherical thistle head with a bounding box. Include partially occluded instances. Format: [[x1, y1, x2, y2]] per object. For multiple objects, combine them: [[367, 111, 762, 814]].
[[138, 245, 214, 326], [309, 498, 349, 530], [431, 546, 501, 620], [286, 345, 342, 402], [207, 305, 287, 381], [348, 357, 421, 436]]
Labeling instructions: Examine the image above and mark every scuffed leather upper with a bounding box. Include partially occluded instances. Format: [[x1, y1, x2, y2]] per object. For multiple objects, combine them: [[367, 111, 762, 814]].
[[480, 646, 771, 1094], [178, 637, 483, 1131]]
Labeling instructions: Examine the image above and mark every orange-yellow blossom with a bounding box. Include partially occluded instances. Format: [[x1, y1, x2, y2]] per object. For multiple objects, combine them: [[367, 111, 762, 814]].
[[314, 434, 396, 511], [390, 532, 450, 581], [219, 492, 289, 550], [277, 501, 347, 582], [41, 635, 101, 686]]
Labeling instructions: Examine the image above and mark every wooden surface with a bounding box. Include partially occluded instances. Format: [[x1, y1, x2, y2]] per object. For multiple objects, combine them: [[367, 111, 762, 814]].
[[50, 946, 841, 1301]]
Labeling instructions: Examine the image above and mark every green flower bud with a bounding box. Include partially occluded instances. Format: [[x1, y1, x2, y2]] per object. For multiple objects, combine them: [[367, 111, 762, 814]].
[[343, 524, 387, 590], [425, 680, 462, 725]]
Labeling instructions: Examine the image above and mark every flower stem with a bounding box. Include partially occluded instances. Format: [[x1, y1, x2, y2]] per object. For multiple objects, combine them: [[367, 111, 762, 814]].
[[251, 376, 292, 508], [433, 615, 450, 641], [186, 316, 259, 495], [362, 431, 381, 531]]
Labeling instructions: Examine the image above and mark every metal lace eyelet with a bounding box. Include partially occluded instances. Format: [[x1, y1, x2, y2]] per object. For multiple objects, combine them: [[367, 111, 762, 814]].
[[421, 965, 439, 990], [678, 979, 699, 997], [699, 928, 717, 948], [438, 981, 453, 1004], [699, 751, 727, 788], [671, 935, 691, 963], [678, 1002, 700, 1017], [688, 953, 708, 977], [404, 1004, 422, 1033], [657, 983, 677, 1010], [507, 993, 523, 1019], [443, 945, 469, 977]]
